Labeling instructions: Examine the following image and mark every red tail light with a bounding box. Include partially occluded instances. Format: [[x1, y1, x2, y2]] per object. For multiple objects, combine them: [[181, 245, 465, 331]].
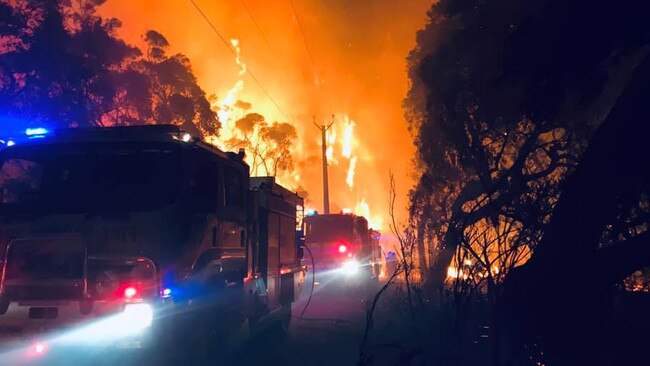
[[117, 284, 142, 300], [124, 286, 138, 299], [338, 244, 348, 253]]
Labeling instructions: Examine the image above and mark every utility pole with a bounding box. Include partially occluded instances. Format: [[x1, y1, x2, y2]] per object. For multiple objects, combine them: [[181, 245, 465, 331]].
[[314, 115, 334, 214]]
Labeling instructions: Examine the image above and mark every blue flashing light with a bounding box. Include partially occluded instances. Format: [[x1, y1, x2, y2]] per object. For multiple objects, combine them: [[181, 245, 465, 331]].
[[162, 288, 172, 298], [25, 127, 49, 136], [6, 140, 15, 147], [307, 209, 318, 216]]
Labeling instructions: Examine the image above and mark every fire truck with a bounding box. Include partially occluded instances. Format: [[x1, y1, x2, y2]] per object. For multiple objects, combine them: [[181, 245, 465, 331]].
[[303, 212, 382, 281], [0, 125, 305, 364]]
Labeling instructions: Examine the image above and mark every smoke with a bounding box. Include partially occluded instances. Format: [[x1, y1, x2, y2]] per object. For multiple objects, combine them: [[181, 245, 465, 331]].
[[99, 0, 432, 229]]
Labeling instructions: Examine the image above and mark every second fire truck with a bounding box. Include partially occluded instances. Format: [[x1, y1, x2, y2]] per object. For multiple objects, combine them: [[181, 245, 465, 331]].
[[303, 212, 382, 281]]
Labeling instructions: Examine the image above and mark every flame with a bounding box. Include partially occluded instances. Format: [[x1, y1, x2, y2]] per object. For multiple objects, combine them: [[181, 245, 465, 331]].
[[230, 39, 247, 76], [209, 38, 247, 149], [354, 198, 382, 230], [98, 0, 431, 236], [346, 156, 357, 188], [325, 128, 337, 165], [341, 118, 357, 189], [355, 199, 370, 221], [342, 119, 355, 159], [209, 41, 381, 228], [212, 38, 246, 125], [207, 39, 301, 188]]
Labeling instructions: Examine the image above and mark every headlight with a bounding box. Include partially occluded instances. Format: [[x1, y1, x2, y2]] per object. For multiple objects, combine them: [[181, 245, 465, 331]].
[[121, 303, 153, 329], [56, 303, 154, 345], [340, 260, 360, 276], [30, 340, 47, 356], [87, 303, 153, 339]]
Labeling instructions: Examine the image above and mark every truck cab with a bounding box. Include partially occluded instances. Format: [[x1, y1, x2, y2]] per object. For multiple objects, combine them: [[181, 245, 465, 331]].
[[0, 125, 305, 363]]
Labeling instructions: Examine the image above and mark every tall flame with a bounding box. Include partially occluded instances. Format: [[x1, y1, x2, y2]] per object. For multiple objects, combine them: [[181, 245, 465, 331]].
[[346, 156, 357, 188], [230, 39, 247, 76], [342, 119, 355, 158], [210, 38, 247, 150], [98, 0, 432, 235], [209, 41, 381, 227], [341, 117, 357, 189], [354, 198, 382, 230], [324, 128, 337, 166]]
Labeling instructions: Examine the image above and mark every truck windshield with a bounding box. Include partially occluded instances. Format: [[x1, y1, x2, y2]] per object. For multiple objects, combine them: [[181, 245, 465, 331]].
[[4, 241, 84, 280], [305, 215, 354, 244], [0, 142, 181, 214]]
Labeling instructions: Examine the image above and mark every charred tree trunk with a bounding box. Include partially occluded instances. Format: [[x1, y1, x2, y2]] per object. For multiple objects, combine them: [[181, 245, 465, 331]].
[[416, 217, 428, 281], [504, 55, 650, 364]]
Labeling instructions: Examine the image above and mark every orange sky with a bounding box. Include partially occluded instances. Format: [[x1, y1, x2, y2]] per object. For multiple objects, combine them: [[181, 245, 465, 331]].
[[99, 0, 432, 229]]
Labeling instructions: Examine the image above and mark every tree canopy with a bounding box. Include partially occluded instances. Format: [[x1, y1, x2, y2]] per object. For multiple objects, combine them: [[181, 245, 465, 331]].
[[406, 0, 650, 287], [0, 0, 217, 135], [406, 0, 650, 362], [223, 110, 298, 177]]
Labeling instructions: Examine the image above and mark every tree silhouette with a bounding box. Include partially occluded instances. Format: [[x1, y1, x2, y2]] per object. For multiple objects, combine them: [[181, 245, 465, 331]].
[[406, 0, 649, 288], [224, 111, 297, 177], [407, 0, 650, 362], [505, 57, 650, 364], [0, 0, 217, 135]]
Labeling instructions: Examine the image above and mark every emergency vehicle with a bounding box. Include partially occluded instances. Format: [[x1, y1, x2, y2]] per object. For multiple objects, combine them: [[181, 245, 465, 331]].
[[0, 125, 306, 364], [303, 212, 382, 280]]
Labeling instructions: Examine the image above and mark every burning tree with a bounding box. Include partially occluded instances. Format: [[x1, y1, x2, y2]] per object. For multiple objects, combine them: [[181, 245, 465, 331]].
[[220, 111, 298, 177]]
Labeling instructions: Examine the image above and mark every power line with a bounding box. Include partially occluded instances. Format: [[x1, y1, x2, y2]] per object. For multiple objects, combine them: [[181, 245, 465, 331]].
[[239, 0, 275, 55], [187, 0, 289, 120], [288, 0, 331, 115], [188, 0, 235, 57], [289, 0, 317, 75]]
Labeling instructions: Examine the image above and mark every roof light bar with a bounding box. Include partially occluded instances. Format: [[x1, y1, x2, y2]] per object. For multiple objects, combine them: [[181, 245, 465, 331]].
[[25, 127, 49, 136]]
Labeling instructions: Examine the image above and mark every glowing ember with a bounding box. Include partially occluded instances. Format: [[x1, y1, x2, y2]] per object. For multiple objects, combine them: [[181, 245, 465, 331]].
[[447, 266, 460, 279]]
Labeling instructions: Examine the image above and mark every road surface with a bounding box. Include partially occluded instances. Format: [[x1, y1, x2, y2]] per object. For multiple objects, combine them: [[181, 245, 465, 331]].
[[229, 270, 379, 365]]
